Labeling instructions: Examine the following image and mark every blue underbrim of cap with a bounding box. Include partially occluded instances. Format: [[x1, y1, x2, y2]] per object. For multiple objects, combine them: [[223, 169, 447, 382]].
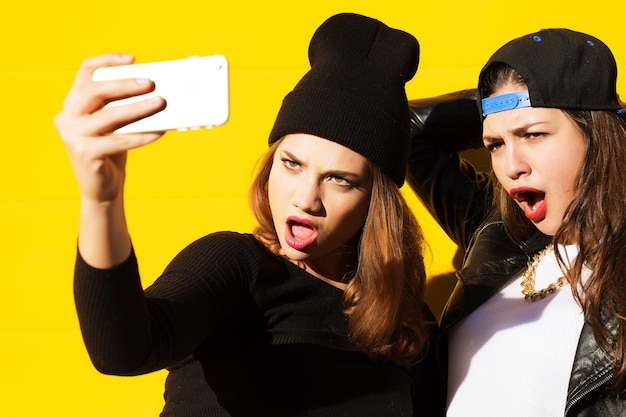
[[482, 90, 531, 116]]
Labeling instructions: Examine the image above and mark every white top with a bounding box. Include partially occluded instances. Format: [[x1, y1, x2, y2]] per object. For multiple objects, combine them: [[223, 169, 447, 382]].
[[446, 245, 587, 417]]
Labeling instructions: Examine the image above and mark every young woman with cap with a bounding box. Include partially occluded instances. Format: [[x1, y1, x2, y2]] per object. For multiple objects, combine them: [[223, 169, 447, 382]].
[[54, 12, 444, 417], [408, 29, 626, 415]]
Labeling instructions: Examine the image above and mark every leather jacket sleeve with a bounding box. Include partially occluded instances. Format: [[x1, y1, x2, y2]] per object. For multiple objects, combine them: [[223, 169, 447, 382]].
[[406, 89, 492, 250]]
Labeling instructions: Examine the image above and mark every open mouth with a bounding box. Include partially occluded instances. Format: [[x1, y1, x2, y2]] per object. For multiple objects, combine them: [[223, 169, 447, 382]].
[[511, 190, 547, 221], [285, 218, 319, 250], [512, 190, 544, 206]]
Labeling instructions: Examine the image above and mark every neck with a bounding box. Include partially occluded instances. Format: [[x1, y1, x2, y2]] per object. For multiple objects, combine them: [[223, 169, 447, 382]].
[[293, 248, 357, 290]]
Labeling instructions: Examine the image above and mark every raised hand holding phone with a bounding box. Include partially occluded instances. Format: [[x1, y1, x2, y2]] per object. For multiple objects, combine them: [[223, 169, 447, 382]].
[[54, 53, 168, 268]]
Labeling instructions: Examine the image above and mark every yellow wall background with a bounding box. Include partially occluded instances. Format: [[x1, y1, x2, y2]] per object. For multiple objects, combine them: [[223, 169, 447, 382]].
[[2, 1, 624, 415]]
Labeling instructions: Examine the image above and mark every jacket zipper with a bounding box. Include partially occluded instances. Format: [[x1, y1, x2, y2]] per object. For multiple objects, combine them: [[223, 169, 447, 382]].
[[564, 367, 612, 416]]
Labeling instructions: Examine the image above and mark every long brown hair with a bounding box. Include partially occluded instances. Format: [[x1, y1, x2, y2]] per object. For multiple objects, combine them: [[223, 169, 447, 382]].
[[249, 140, 430, 366], [482, 63, 626, 395]]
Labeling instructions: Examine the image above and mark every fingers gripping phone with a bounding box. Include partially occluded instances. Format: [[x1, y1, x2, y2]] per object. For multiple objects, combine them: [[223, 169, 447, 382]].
[[92, 55, 229, 134]]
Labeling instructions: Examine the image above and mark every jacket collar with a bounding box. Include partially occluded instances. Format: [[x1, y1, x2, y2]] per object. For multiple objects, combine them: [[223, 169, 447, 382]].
[[440, 221, 550, 329]]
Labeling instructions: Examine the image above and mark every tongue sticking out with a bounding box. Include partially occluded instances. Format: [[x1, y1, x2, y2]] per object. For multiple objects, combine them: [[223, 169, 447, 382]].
[[286, 222, 319, 250]]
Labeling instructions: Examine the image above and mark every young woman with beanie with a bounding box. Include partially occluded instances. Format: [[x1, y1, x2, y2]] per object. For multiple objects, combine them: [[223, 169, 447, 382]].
[[408, 29, 626, 415], [55, 12, 444, 417]]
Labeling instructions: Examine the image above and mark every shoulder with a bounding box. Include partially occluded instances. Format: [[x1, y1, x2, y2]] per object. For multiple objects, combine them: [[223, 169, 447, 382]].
[[464, 222, 549, 268], [191, 230, 256, 247], [180, 231, 265, 261], [166, 231, 275, 278]]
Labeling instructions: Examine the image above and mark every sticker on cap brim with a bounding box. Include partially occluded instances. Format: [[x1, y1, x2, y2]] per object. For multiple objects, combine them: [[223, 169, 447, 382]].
[[482, 90, 531, 116]]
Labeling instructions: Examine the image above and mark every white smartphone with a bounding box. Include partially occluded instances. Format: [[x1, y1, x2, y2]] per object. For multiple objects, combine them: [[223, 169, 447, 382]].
[[92, 55, 229, 133]]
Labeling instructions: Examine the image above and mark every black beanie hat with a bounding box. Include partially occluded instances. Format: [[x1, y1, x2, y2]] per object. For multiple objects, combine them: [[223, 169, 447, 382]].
[[268, 12, 419, 186], [479, 28, 622, 116]]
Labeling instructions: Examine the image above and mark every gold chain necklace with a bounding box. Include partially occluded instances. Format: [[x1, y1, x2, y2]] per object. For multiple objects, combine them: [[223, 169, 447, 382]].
[[520, 243, 568, 302]]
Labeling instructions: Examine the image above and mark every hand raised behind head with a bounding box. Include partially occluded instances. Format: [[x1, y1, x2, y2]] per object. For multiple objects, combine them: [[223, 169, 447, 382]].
[[54, 53, 166, 203]]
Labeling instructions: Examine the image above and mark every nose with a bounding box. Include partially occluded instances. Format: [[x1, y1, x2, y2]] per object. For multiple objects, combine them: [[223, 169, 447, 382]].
[[501, 143, 530, 180], [291, 176, 323, 214]]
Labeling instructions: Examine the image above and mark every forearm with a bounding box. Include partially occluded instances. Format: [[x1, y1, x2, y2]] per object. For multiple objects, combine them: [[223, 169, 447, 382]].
[[74, 232, 255, 376], [78, 195, 131, 269], [407, 138, 491, 249], [407, 91, 491, 248], [74, 248, 155, 375]]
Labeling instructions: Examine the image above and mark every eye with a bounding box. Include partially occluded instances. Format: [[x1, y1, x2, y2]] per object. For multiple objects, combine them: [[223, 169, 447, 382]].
[[280, 158, 300, 170], [526, 131, 547, 139], [485, 141, 503, 153], [329, 175, 356, 188]]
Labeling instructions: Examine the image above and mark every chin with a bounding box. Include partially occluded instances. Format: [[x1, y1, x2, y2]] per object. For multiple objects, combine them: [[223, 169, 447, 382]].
[[533, 220, 559, 237], [279, 245, 309, 262]]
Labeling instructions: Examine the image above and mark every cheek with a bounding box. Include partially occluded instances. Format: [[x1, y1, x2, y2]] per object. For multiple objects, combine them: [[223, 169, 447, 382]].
[[330, 197, 369, 238], [545, 152, 583, 192], [267, 173, 277, 208], [551, 132, 586, 189], [267, 169, 286, 217], [551, 168, 579, 192]]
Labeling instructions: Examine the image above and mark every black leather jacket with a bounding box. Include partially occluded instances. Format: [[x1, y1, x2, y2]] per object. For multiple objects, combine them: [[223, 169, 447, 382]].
[[407, 90, 625, 416]]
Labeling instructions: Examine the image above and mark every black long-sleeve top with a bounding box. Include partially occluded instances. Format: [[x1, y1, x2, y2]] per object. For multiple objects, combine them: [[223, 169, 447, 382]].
[[74, 231, 444, 416]]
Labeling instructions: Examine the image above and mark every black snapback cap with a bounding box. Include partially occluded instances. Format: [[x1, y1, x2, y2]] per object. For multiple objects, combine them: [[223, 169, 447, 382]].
[[479, 28, 622, 116]]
